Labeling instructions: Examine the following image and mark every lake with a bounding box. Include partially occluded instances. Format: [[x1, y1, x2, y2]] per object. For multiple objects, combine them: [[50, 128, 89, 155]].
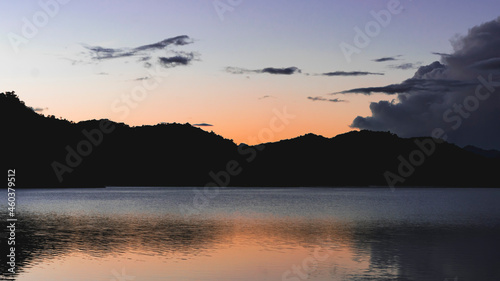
[[1, 187, 499, 280]]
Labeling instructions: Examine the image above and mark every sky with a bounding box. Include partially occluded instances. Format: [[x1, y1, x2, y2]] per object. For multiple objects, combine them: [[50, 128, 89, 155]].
[[1, 0, 499, 148]]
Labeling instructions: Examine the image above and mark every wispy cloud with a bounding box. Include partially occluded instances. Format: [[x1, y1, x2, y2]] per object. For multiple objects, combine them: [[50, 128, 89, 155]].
[[334, 78, 472, 96], [83, 35, 193, 61], [307, 96, 347, 103], [388, 62, 422, 70], [373, 55, 401, 62], [432, 51, 450, 57], [321, 71, 384, 76], [29, 107, 48, 112], [226, 66, 301, 75], [77, 35, 196, 71], [259, 95, 274, 100], [193, 123, 214, 127]]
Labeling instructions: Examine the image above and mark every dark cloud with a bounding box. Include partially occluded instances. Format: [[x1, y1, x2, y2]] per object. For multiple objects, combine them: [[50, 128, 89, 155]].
[[413, 61, 446, 78], [193, 123, 213, 127], [308, 96, 347, 103], [134, 77, 150, 81], [29, 107, 47, 112], [261, 67, 300, 75], [158, 52, 195, 68], [388, 62, 421, 70], [322, 71, 384, 76], [83, 35, 193, 61], [335, 76, 472, 96], [133, 36, 193, 52], [470, 57, 500, 71], [347, 17, 500, 150], [432, 52, 450, 57], [373, 55, 401, 62], [78, 35, 195, 71], [226, 66, 301, 75]]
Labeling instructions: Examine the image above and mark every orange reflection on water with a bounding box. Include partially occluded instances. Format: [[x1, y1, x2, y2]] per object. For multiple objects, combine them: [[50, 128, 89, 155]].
[[12, 214, 381, 281]]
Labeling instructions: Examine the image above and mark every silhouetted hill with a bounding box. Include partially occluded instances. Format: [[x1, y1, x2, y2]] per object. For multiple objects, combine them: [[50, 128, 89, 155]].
[[2, 92, 499, 188], [463, 145, 500, 159]]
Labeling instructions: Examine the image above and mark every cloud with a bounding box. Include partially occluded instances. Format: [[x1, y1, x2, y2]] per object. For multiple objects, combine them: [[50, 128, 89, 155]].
[[226, 66, 301, 75], [469, 57, 500, 71], [347, 17, 500, 150], [133, 36, 193, 51], [193, 123, 213, 127], [158, 52, 195, 68], [388, 62, 421, 70], [259, 95, 275, 100], [335, 77, 472, 96], [78, 35, 196, 71], [322, 71, 384, 76], [373, 55, 401, 62], [307, 96, 347, 103], [138, 56, 151, 62], [83, 35, 193, 61], [29, 107, 48, 112], [134, 77, 150, 81], [261, 67, 300, 75], [432, 52, 450, 57], [225, 67, 249, 74]]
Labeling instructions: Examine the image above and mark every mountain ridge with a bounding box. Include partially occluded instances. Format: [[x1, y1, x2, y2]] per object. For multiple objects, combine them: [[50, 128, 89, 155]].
[[2, 92, 499, 188]]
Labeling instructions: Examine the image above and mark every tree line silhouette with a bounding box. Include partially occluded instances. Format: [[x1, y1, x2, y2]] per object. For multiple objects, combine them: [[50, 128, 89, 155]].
[[1, 91, 499, 188]]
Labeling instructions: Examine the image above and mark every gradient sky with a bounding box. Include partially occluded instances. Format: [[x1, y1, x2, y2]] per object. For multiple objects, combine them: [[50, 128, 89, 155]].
[[2, 0, 499, 145]]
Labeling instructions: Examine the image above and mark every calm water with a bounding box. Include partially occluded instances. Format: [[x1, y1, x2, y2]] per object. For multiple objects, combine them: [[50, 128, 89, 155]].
[[1, 187, 500, 280]]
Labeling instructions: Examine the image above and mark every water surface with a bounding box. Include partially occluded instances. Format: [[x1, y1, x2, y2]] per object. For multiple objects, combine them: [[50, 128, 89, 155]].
[[1, 187, 499, 280]]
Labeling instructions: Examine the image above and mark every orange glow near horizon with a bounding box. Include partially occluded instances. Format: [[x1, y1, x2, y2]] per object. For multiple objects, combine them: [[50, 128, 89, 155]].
[[18, 84, 389, 145], [10, 52, 398, 145]]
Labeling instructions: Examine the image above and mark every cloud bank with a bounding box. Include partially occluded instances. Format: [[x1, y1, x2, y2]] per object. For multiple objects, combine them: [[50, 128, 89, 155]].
[[343, 17, 500, 149]]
